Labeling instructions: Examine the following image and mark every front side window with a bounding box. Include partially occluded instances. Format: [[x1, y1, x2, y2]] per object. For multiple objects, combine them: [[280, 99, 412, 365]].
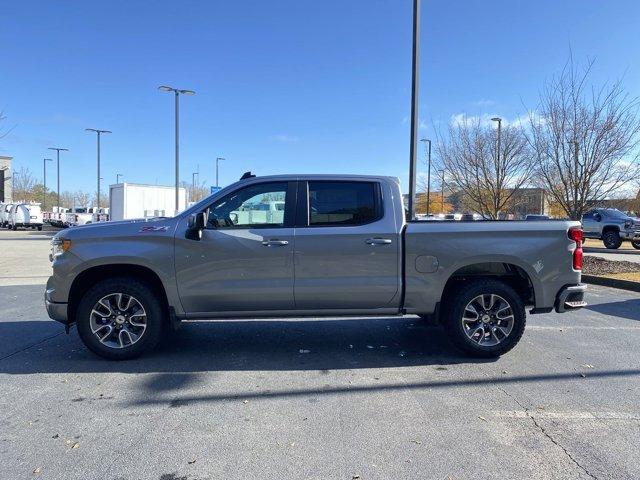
[[206, 182, 288, 228], [308, 181, 379, 226]]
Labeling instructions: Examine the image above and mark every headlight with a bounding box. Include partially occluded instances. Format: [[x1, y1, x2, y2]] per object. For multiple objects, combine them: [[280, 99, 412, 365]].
[[624, 220, 632, 229], [51, 238, 71, 260]]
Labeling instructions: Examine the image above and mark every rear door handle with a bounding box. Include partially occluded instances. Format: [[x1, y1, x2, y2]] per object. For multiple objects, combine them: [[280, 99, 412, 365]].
[[262, 239, 289, 247], [365, 238, 392, 245]]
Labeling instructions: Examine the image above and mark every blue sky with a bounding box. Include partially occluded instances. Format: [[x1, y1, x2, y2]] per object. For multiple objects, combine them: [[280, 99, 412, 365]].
[[1, 0, 639, 194]]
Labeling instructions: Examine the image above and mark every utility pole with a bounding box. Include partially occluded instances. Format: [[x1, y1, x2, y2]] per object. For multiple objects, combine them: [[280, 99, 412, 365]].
[[43, 158, 53, 210], [407, 0, 421, 221], [158, 85, 196, 214], [85, 128, 111, 209], [48, 147, 69, 208], [420, 138, 432, 215], [439, 169, 445, 214], [216, 157, 225, 188]]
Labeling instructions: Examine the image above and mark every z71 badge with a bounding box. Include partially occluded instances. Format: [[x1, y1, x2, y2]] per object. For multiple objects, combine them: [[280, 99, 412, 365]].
[[139, 226, 169, 232]]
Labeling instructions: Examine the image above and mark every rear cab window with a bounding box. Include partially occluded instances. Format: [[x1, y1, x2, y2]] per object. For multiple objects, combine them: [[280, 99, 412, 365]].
[[305, 181, 381, 227]]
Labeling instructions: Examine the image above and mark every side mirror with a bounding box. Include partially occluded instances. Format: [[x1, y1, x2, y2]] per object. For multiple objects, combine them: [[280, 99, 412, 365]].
[[187, 212, 206, 230], [186, 212, 206, 240], [594, 213, 602, 222]]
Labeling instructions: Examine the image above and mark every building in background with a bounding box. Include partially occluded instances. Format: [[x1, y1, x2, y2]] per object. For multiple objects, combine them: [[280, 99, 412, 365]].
[[0, 155, 13, 203]]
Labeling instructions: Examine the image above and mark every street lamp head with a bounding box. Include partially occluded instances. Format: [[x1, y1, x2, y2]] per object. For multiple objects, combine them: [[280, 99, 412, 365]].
[[491, 117, 502, 122], [158, 85, 175, 92], [48, 147, 69, 152], [216, 157, 225, 161], [179, 89, 196, 96], [44, 158, 53, 162]]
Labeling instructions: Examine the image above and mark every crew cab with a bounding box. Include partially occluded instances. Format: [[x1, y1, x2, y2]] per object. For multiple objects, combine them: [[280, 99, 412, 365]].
[[45, 174, 586, 360]]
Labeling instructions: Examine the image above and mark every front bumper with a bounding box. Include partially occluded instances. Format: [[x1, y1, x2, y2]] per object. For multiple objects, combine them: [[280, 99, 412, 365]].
[[555, 284, 588, 313], [620, 229, 640, 240], [45, 288, 69, 324]]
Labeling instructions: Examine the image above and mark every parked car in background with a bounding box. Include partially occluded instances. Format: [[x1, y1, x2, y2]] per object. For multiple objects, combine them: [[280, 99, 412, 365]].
[[525, 214, 550, 221], [0, 203, 10, 227], [90, 207, 109, 223], [46, 173, 586, 360], [8, 203, 43, 230], [45, 207, 69, 228], [2, 203, 16, 228], [582, 208, 640, 249], [64, 208, 93, 227]]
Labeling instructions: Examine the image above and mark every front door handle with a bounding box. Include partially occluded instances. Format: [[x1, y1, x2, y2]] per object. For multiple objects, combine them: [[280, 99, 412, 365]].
[[365, 238, 392, 245], [262, 239, 289, 247]]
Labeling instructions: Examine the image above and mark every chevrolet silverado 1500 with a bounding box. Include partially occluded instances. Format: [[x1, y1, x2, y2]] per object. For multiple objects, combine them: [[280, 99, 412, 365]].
[[45, 174, 586, 360]]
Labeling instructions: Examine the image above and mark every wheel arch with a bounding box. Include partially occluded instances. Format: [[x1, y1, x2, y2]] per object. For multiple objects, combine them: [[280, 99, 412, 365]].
[[440, 261, 536, 311], [68, 264, 169, 325]]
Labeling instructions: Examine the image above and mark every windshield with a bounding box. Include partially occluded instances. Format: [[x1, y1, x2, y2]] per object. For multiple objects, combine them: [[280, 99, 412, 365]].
[[603, 209, 629, 219]]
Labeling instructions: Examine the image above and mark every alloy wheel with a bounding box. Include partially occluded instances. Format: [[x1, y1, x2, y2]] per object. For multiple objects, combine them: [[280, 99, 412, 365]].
[[89, 293, 147, 349], [461, 293, 515, 347]]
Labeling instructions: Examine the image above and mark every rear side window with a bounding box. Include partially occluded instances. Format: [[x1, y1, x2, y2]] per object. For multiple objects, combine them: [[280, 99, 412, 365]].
[[308, 181, 380, 226]]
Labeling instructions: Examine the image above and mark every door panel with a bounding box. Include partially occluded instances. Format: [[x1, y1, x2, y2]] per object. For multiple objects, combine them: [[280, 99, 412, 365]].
[[293, 180, 400, 310], [174, 181, 296, 314], [175, 227, 294, 312]]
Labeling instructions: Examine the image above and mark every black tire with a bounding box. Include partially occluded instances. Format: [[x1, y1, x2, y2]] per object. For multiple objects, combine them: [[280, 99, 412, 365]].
[[602, 230, 622, 249], [632, 241, 640, 250], [76, 277, 164, 360], [442, 279, 526, 358], [37, 226, 43, 231], [11, 224, 17, 231]]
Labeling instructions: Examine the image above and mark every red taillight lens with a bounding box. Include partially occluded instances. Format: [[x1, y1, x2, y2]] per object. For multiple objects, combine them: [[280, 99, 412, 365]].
[[568, 227, 583, 270]]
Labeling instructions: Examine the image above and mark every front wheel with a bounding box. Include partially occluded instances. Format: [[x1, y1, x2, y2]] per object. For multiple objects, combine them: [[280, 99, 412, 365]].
[[76, 278, 164, 360], [442, 279, 526, 357], [632, 240, 640, 250], [602, 230, 622, 249]]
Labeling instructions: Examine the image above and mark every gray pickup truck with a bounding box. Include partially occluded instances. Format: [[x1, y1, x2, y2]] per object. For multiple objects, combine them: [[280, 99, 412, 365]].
[[45, 174, 586, 360], [581, 208, 640, 250]]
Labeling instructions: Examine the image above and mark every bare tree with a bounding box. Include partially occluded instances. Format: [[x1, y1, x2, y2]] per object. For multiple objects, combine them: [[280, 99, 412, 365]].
[[436, 117, 534, 219], [59, 191, 75, 209], [13, 166, 37, 202], [527, 58, 640, 220], [74, 190, 91, 208], [92, 191, 108, 209]]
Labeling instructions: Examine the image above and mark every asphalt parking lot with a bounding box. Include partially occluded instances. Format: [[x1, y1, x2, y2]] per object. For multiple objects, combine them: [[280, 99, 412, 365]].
[[1, 228, 639, 480]]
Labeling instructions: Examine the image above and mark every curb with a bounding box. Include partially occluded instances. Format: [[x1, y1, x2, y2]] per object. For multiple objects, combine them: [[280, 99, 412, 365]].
[[582, 275, 640, 293]]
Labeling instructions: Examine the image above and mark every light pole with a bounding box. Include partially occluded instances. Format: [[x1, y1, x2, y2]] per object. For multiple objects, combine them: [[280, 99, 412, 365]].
[[85, 128, 111, 209], [420, 138, 432, 215], [158, 85, 196, 213], [43, 158, 53, 210], [491, 117, 502, 166], [439, 169, 445, 214], [215, 157, 225, 188], [116, 173, 124, 184], [48, 147, 69, 208], [407, 0, 421, 221]]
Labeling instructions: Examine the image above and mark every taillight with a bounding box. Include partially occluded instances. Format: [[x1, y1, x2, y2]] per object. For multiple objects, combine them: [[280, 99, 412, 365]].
[[568, 227, 583, 270]]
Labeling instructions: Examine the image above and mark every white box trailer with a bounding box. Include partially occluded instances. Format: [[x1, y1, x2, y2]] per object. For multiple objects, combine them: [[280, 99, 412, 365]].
[[109, 183, 187, 221]]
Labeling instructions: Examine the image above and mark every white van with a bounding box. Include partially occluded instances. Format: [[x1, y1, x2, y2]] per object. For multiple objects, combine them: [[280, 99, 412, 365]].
[[1, 203, 13, 228], [9, 203, 44, 231]]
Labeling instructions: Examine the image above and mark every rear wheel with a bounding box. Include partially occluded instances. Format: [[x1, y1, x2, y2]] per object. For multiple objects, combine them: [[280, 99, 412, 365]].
[[602, 230, 622, 249], [37, 226, 43, 231], [442, 279, 526, 357], [632, 241, 640, 250], [76, 278, 164, 360]]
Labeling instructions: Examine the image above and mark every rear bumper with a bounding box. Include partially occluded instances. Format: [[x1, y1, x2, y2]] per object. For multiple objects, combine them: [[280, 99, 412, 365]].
[[45, 288, 69, 324], [555, 284, 587, 313]]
